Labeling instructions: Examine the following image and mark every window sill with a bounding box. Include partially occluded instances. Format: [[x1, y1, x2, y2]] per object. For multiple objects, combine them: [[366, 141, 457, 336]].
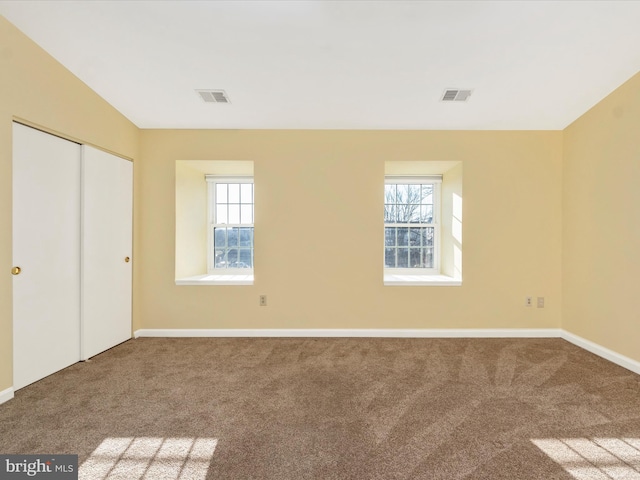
[[384, 274, 461, 286], [175, 274, 253, 286]]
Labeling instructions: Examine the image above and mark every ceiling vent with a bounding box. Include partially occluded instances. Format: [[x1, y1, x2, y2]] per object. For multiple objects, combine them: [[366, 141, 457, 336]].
[[441, 89, 472, 102], [196, 89, 230, 104]]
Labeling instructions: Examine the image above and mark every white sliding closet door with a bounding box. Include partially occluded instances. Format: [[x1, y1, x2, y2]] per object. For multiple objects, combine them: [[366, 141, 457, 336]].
[[12, 123, 81, 390], [81, 145, 133, 360]]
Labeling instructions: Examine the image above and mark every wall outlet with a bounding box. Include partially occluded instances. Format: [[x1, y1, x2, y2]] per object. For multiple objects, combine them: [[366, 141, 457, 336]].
[[525, 296, 533, 307], [537, 297, 545, 308], [259, 295, 267, 307]]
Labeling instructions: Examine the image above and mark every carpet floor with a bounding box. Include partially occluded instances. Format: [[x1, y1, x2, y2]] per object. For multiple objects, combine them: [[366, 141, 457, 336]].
[[1, 337, 640, 479]]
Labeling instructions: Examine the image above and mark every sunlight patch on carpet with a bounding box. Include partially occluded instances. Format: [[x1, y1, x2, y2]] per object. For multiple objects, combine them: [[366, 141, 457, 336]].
[[532, 438, 640, 480], [79, 437, 218, 480]]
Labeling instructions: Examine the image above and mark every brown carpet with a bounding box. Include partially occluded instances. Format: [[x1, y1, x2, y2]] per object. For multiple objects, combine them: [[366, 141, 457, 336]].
[[1, 337, 640, 479]]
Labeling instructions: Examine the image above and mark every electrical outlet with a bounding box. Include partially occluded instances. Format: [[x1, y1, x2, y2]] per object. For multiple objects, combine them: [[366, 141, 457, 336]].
[[537, 297, 545, 308], [525, 296, 533, 307], [259, 295, 267, 307]]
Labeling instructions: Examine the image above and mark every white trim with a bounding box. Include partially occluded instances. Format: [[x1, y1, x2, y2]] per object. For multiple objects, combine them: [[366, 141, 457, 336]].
[[0, 387, 14, 405], [80, 149, 87, 361], [133, 328, 640, 376], [384, 274, 462, 286], [175, 274, 253, 285], [205, 175, 253, 183], [385, 175, 443, 184], [135, 328, 562, 339], [561, 330, 640, 376]]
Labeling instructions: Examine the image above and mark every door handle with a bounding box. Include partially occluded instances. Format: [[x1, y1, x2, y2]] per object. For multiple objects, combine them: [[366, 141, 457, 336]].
[[125, 257, 130, 263], [11, 266, 21, 275]]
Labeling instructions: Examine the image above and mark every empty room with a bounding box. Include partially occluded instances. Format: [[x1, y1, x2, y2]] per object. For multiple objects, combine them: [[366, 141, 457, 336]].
[[1, 1, 640, 479]]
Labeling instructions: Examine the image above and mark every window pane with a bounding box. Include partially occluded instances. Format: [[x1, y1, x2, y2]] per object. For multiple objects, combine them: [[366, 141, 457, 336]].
[[408, 205, 421, 223], [397, 247, 409, 268], [422, 227, 434, 247], [227, 248, 238, 264], [241, 183, 253, 203], [214, 228, 227, 248], [386, 183, 435, 224], [216, 184, 227, 204], [408, 184, 421, 202], [227, 227, 239, 246], [424, 247, 434, 268], [384, 204, 396, 223], [216, 204, 227, 224], [422, 184, 433, 205], [421, 205, 433, 223], [410, 248, 424, 268], [214, 228, 228, 268], [385, 227, 396, 247], [240, 205, 253, 224], [395, 204, 410, 223], [228, 184, 240, 203], [408, 228, 422, 246], [214, 249, 227, 268], [385, 185, 396, 204], [238, 249, 253, 268], [397, 227, 409, 246], [228, 204, 240, 224], [239, 227, 253, 247], [385, 248, 396, 268], [397, 184, 409, 204]]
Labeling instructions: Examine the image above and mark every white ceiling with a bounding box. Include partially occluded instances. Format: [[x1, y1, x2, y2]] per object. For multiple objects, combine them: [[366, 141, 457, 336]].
[[1, 0, 640, 130]]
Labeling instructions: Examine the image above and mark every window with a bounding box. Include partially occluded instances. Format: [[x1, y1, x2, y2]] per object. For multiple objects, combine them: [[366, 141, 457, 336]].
[[206, 176, 254, 274], [384, 176, 441, 274]]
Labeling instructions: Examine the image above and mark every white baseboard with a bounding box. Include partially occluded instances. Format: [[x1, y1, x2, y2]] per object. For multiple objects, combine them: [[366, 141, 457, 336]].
[[134, 328, 562, 339], [561, 330, 640, 376], [0, 387, 14, 405], [134, 328, 640, 376]]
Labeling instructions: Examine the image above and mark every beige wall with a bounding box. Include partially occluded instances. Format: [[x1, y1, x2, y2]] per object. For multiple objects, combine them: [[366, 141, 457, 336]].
[[563, 71, 640, 363], [136, 130, 563, 332], [0, 17, 139, 393]]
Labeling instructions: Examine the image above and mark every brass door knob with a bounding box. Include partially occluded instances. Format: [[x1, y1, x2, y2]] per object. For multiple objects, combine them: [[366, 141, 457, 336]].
[[11, 266, 21, 275], [125, 257, 130, 263]]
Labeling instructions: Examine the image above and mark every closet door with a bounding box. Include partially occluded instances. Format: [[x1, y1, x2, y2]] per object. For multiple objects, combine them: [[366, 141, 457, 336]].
[[81, 145, 133, 360], [12, 123, 81, 390]]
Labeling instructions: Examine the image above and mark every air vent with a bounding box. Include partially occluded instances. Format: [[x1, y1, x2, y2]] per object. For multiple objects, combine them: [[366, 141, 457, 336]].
[[196, 89, 230, 103], [441, 89, 472, 102]]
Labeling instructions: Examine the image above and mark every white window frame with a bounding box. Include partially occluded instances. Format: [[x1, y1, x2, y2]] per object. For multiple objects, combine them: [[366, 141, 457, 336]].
[[384, 175, 442, 275], [206, 175, 254, 275]]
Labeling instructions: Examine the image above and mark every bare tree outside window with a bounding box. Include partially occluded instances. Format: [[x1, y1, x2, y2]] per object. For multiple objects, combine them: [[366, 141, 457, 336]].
[[385, 182, 435, 269]]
